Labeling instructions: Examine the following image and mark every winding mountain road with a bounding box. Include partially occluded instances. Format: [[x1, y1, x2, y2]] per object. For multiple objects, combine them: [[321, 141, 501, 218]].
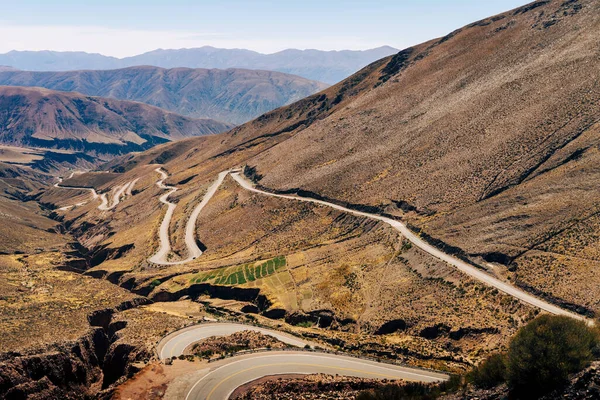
[[144, 167, 587, 321], [148, 168, 179, 264], [156, 323, 448, 400], [54, 175, 138, 212], [157, 322, 310, 360], [53, 177, 99, 209], [185, 351, 449, 400], [229, 172, 588, 322], [148, 168, 229, 265]]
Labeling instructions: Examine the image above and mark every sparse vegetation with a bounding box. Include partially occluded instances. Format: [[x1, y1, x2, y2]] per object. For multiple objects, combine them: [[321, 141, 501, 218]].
[[149, 279, 161, 288], [190, 256, 287, 286], [507, 315, 599, 397], [357, 375, 461, 400], [470, 315, 599, 398], [400, 241, 413, 252], [467, 353, 507, 389]]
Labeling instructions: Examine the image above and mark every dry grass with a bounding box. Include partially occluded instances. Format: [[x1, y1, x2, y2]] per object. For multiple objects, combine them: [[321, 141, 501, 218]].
[[0, 252, 136, 353], [0, 145, 44, 164]]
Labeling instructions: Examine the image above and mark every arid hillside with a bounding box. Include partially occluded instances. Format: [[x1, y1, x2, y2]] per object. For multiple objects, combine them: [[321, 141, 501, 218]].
[[0, 162, 67, 254], [237, 0, 600, 314], [96, 0, 600, 314], [3, 1, 600, 398], [0, 66, 329, 124], [0, 86, 231, 158]]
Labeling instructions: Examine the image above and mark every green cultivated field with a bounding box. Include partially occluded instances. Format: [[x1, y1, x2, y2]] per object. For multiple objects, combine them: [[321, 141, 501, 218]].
[[190, 256, 286, 286]]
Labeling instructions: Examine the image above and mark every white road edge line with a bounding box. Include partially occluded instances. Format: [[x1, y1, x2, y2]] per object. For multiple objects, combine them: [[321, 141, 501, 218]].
[[185, 353, 449, 400]]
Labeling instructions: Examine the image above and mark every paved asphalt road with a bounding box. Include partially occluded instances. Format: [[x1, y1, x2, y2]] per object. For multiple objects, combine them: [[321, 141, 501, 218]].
[[230, 172, 588, 322], [157, 322, 311, 360], [185, 351, 449, 400]]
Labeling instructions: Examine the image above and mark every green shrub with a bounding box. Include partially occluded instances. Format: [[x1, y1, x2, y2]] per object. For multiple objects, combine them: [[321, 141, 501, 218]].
[[149, 279, 161, 288], [468, 353, 507, 389], [507, 315, 599, 398]]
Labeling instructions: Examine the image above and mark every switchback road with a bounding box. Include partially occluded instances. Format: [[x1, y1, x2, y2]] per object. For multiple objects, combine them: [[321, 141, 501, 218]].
[[157, 322, 310, 360], [185, 351, 449, 400], [148, 168, 229, 265]]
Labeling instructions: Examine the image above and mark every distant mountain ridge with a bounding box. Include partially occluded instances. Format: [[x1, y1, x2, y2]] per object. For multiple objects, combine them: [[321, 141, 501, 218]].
[[0, 46, 398, 84], [0, 66, 328, 125], [0, 86, 231, 158]]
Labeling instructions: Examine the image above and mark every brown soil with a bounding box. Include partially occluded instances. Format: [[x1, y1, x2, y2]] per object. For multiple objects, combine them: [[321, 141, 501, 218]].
[[185, 330, 290, 359], [113, 360, 207, 400], [232, 373, 404, 400]]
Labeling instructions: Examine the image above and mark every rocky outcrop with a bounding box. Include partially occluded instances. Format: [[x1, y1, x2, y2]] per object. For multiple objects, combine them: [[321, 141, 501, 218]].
[[187, 330, 289, 359], [0, 298, 151, 399], [285, 310, 337, 328], [419, 324, 451, 340], [261, 308, 287, 320], [150, 283, 270, 311], [232, 373, 395, 400], [374, 319, 408, 335], [0, 328, 108, 400]]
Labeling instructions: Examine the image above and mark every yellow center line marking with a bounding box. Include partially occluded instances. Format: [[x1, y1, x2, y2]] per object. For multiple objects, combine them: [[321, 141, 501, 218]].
[[206, 362, 413, 400], [168, 336, 191, 358]]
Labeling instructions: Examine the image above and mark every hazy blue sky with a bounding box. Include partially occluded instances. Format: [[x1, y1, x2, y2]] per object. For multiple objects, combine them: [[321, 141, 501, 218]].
[[0, 0, 527, 56]]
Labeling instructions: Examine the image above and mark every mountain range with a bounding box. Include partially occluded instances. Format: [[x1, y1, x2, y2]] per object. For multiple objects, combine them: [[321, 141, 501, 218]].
[[3, 0, 600, 399], [0, 66, 329, 125], [0, 46, 399, 84], [0, 86, 231, 157]]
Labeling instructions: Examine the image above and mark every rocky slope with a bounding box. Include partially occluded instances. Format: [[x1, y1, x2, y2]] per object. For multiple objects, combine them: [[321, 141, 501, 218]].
[[237, 0, 600, 315], [0, 86, 231, 158], [233, 373, 394, 400], [186, 330, 290, 359], [0, 67, 329, 124], [28, 0, 599, 379], [0, 163, 68, 253], [3, 0, 600, 398], [41, 0, 598, 369], [105, 0, 600, 315]]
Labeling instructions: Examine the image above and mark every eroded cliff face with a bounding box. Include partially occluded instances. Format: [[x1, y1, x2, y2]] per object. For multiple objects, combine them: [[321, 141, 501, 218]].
[[0, 328, 108, 399], [0, 299, 151, 400]]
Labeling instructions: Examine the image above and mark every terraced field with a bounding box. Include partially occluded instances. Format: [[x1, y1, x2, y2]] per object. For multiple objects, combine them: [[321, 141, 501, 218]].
[[190, 256, 287, 286]]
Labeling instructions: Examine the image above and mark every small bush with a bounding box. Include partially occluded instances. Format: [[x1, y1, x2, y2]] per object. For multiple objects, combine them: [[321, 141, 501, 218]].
[[149, 279, 161, 288], [468, 353, 507, 388], [507, 315, 599, 398], [469, 315, 599, 398]]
